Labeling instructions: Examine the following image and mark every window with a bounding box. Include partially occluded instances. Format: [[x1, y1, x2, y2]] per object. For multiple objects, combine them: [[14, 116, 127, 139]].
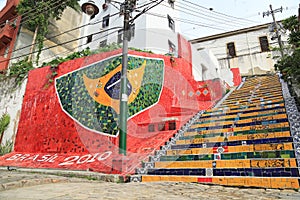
[[99, 39, 107, 48], [168, 40, 176, 54], [167, 15, 175, 31], [227, 42, 236, 57], [259, 36, 270, 52], [168, 0, 175, 9], [158, 123, 166, 131], [148, 124, 155, 132], [168, 121, 176, 130], [86, 35, 92, 44], [102, 15, 110, 28], [117, 30, 123, 43]]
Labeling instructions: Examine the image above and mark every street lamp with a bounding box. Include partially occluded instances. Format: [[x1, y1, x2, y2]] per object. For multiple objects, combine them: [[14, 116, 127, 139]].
[[81, 0, 99, 17], [81, 0, 136, 155]]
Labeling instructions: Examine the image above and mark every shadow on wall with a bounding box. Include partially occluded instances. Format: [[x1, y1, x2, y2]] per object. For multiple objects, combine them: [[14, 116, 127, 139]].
[[247, 66, 271, 76]]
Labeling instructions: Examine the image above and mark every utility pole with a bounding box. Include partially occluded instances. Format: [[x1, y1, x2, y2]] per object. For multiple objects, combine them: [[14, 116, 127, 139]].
[[298, 4, 300, 23], [263, 5, 284, 58], [119, 0, 135, 156], [81, 0, 136, 156]]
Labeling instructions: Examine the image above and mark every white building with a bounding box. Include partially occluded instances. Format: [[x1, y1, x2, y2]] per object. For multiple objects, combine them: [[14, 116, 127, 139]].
[[79, 0, 234, 84], [190, 22, 288, 76], [79, 0, 180, 55]]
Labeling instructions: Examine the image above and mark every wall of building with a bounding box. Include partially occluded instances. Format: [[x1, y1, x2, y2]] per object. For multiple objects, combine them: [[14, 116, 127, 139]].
[[0, 0, 20, 71], [79, 0, 180, 55], [0, 78, 27, 145], [191, 25, 288, 76], [10, 7, 82, 67]]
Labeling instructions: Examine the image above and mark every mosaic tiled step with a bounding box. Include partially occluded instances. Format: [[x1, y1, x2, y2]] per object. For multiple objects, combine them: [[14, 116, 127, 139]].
[[187, 122, 290, 135], [135, 75, 300, 189], [146, 166, 299, 177], [176, 131, 291, 145], [194, 108, 286, 123], [225, 90, 282, 101], [233, 82, 281, 90], [181, 127, 291, 140], [221, 95, 283, 107], [205, 100, 285, 114], [231, 83, 281, 91], [193, 111, 286, 127], [166, 142, 294, 155], [141, 176, 300, 189], [201, 106, 286, 120], [159, 150, 295, 161], [225, 89, 282, 100], [170, 137, 293, 150], [153, 158, 298, 169], [191, 113, 287, 129], [189, 119, 288, 132]]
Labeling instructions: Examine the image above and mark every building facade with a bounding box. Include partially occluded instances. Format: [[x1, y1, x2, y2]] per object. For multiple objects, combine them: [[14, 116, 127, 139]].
[[0, 0, 20, 72], [0, 1, 83, 71], [190, 23, 287, 76], [79, 0, 236, 84], [79, 0, 180, 55]]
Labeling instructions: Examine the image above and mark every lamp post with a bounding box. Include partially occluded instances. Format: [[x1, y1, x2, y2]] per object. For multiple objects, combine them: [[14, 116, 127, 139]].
[[81, 0, 136, 156]]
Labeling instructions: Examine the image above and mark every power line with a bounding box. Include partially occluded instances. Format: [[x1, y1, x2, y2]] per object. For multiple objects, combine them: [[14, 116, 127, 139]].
[[3, 0, 161, 59], [38, 29, 121, 64], [181, 0, 259, 24], [160, 1, 248, 28], [0, 0, 69, 29], [0, 26, 122, 64], [0, 10, 122, 58], [3, 0, 158, 63], [145, 12, 228, 31]]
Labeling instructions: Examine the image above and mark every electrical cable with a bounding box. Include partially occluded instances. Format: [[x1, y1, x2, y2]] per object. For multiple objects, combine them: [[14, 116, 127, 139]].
[[181, 0, 259, 24], [145, 12, 228, 31], [1, 0, 157, 62], [0, 26, 122, 64], [0, 0, 70, 28], [38, 29, 121, 64], [1, 0, 160, 58], [160, 1, 248, 27]]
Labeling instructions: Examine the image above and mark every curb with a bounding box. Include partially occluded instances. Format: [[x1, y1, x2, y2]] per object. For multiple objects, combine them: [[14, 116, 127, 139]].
[[0, 167, 125, 191]]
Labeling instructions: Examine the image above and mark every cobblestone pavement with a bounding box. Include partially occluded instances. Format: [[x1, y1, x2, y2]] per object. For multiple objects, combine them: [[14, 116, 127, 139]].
[[1, 169, 300, 200]]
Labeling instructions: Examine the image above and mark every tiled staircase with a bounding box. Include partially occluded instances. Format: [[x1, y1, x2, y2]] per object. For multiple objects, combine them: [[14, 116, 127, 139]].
[[133, 75, 300, 189]]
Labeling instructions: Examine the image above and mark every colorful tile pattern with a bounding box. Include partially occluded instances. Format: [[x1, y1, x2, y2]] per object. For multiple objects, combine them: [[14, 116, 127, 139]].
[[138, 75, 300, 189]]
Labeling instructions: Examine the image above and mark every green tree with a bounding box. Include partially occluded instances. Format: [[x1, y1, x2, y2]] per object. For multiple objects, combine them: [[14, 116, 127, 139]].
[[276, 15, 300, 84], [17, 0, 80, 64]]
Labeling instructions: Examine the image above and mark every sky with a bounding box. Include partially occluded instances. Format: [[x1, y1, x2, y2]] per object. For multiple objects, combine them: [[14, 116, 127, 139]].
[[0, 0, 298, 39], [179, 0, 299, 39]]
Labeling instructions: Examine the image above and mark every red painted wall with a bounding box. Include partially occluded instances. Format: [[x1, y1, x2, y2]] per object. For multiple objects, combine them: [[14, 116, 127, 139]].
[[0, 50, 227, 174], [231, 68, 242, 86]]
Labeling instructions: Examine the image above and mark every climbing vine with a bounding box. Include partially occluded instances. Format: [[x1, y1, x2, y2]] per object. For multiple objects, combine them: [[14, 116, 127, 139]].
[[16, 0, 80, 64], [9, 58, 33, 86], [0, 113, 10, 137]]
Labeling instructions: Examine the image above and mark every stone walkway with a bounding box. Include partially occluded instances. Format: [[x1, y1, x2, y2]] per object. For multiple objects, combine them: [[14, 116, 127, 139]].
[[0, 169, 300, 200]]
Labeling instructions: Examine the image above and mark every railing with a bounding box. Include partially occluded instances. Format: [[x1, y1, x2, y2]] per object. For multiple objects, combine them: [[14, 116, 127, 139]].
[[0, 23, 14, 47]]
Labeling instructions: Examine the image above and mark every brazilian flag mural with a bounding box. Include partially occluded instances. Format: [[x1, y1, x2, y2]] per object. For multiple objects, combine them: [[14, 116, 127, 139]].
[[55, 55, 165, 137]]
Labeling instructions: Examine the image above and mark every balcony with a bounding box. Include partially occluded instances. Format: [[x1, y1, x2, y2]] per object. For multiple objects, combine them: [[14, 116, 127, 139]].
[[0, 0, 19, 21], [0, 23, 15, 47]]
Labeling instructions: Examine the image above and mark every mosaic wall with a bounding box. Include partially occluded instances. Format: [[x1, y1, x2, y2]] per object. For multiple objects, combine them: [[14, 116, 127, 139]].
[[56, 55, 164, 136]]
